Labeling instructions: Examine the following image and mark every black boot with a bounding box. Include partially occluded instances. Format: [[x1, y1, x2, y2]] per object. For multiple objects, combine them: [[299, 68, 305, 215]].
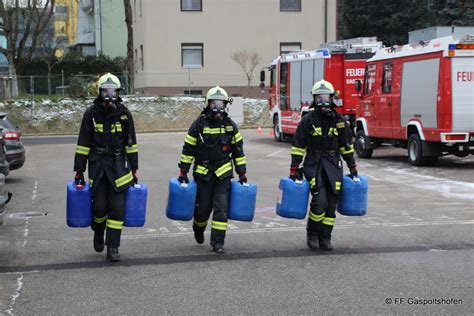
[[319, 239, 333, 251], [210, 229, 226, 254], [93, 231, 105, 252], [319, 223, 334, 251], [107, 247, 121, 261], [212, 244, 225, 254], [307, 234, 319, 250], [194, 232, 204, 244]]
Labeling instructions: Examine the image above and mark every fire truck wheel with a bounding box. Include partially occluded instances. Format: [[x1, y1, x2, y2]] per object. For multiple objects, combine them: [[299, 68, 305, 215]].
[[407, 134, 439, 166], [273, 116, 284, 142], [355, 130, 373, 159]]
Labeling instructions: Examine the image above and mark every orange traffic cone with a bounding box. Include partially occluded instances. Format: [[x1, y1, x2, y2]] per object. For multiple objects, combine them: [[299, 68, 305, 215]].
[[257, 126, 263, 135]]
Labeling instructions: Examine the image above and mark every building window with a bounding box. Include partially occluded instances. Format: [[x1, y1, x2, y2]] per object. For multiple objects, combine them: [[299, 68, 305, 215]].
[[280, 0, 301, 11], [363, 64, 377, 95], [182, 43, 203, 68], [140, 45, 144, 70], [280, 42, 301, 55], [55, 5, 67, 14], [382, 62, 393, 93], [184, 89, 203, 95], [134, 0, 137, 22], [181, 0, 202, 11], [134, 48, 138, 72]]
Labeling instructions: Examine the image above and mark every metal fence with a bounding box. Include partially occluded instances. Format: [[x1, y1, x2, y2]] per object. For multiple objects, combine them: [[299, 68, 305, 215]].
[[1, 73, 132, 99]]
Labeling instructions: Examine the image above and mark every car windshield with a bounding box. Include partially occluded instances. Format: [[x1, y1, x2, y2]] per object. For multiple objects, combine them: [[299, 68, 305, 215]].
[[0, 117, 15, 130]]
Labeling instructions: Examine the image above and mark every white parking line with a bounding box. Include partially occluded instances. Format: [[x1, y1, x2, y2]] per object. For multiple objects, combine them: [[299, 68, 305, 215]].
[[4, 272, 23, 315]]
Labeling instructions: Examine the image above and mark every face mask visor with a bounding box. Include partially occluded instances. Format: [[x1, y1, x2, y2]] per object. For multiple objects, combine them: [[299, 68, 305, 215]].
[[315, 94, 332, 107], [209, 100, 226, 113], [100, 88, 118, 102]]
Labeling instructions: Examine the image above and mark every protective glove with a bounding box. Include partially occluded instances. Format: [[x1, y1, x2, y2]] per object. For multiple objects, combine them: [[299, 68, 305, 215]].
[[349, 165, 358, 179], [74, 171, 85, 186], [132, 169, 138, 184], [289, 167, 302, 182], [178, 169, 189, 184], [238, 173, 247, 184]]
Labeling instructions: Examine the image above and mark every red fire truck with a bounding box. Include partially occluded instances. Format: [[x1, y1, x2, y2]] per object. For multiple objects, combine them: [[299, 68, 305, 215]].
[[354, 35, 474, 166], [260, 37, 383, 141]]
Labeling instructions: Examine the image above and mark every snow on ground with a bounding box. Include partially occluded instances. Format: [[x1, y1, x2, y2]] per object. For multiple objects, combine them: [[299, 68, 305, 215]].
[[0, 96, 270, 134]]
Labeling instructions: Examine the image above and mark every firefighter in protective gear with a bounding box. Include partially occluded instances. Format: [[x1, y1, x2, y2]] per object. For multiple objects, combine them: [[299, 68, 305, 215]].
[[74, 73, 138, 262], [290, 79, 357, 251], [178, 86, 247, 254]]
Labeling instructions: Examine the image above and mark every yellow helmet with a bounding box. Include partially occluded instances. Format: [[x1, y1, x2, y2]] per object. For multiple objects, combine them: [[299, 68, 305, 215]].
[[311, 80, 335, 95], [205, 86, 229, 103], [97, 73, 121, 93]]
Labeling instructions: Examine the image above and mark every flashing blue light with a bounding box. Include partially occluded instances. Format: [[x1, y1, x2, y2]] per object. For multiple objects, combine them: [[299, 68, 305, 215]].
[[315, 48, 331, 57], [448, 44, 456, 50]]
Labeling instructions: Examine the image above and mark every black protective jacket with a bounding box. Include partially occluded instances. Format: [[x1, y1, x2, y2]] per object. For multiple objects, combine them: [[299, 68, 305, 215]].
[[291, 107, 355, 194], [179, 112, 246, 181], [74, 97, 138, 192]]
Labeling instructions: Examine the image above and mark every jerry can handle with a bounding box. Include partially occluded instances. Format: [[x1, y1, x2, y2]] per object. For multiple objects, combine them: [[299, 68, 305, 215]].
[[242, 183, 250, 187], [295, 180, 303, 185]]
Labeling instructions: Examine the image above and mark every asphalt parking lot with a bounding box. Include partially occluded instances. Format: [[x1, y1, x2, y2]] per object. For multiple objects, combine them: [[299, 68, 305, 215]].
[[0, 130, 473, 314]]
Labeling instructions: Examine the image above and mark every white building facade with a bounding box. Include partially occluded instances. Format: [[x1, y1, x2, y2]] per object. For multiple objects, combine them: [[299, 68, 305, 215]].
[[133, 0, 337, 97]]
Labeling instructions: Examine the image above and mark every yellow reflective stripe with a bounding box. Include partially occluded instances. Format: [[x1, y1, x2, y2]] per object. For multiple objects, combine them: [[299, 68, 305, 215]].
[[195, 165, 209, 175], [322, 217, 335, 226], [291, 146, 306, 156], [90, 179, 94, 185], [328, 127, 339, 136], [180, 154, 194, 164], [231, 132, 243, 144], [106, 219, 124, 230], [75, 145, 90, 155], [194, 219, 208, 227], [95, 124, 104, 132], [94, 124, 123, 133], [225, 126, 234, 132], [185, 134, 197, 146], [335, 181, 341, 191], [312, 127, 322, 136], [336, 122, 345, 129], [115, 171, 133, 187], [94, 215, 107, 224], [310, 178, 316, 188], [215, 162, 232, 177], [339, 144, 354, 155], [203, 127, 224, 134], [126, 144, 138, 154], [211, 221, 228, 231], [309, 211, 325, 222], [234, 156, 246, 166]]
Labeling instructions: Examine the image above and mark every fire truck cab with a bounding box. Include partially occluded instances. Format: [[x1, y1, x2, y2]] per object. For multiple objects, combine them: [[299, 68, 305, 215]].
[[354, 35, 474, 166], [260, 37, 382, 142]]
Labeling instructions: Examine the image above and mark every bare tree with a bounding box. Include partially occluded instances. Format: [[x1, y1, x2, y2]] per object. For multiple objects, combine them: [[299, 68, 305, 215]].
[[36, 24, 66, 95], [0, 0, 56, 97], [124, 0, 133, 93], [231, 50, 262, 87]]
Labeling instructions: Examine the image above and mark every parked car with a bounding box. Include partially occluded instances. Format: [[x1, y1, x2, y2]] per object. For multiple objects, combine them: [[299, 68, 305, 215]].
[[0, 113, 25, 170], [0, 132, 9, 176], [0, 173, 12, 225]]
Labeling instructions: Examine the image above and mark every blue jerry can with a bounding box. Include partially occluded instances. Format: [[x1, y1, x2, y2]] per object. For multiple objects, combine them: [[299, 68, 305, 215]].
[[228, 180, 257, 222], [124, 183, 148, 227], [276, 177, 310, 219], [338, 175, 368, 216], [166, 177, 197, 221], [66, 181, 92, 227]]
